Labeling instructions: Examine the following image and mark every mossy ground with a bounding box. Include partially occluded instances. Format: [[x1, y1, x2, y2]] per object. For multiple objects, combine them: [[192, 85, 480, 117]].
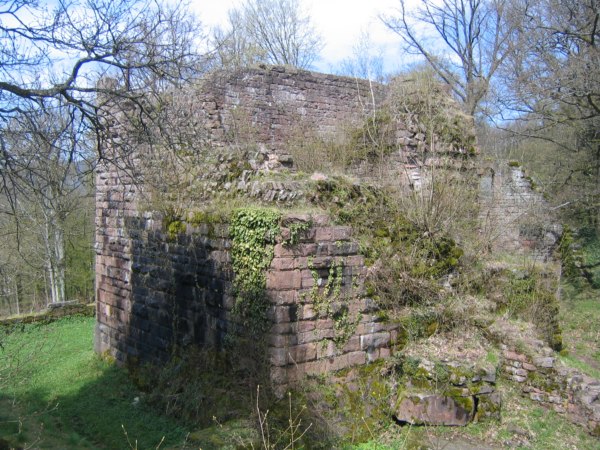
[[346, 381, 599, 450]]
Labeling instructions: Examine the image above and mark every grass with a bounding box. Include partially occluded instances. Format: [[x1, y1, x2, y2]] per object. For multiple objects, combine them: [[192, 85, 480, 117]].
[[346, 381, 600, 450], [559, 286, 600, 378], [0, 316, 188, 449]]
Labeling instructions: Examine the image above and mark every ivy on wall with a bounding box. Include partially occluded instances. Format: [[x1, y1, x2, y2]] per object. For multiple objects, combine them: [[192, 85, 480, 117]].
[[229, 207, 281, 335]]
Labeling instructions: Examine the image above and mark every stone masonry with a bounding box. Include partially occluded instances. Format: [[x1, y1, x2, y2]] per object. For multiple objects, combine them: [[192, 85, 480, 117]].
[[94, 67, 403, 390], [95, 204, 397, 392], [479, 162, 561, 260], [198, 65, 386, 156], [502, 348, 600, 436], [94, 66, 561, 399]]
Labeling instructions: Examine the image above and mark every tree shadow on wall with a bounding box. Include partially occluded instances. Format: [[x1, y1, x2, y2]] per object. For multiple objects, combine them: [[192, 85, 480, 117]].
[[117, 215, 274, 422]]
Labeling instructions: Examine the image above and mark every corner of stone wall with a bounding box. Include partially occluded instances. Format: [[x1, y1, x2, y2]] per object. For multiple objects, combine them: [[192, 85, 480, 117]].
[[265, 213, 398, 395]]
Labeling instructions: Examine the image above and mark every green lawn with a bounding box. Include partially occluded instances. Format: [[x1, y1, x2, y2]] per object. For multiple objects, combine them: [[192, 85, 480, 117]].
[[0, 317, 187, 449], [560, 286, 600, 378]]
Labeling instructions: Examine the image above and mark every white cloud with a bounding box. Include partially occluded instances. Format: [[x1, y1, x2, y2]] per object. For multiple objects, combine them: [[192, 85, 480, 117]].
[[192, 0, 421, 75]]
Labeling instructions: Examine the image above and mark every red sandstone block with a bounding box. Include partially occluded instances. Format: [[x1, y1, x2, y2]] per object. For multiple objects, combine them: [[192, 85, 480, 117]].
[[295, 331, 319, 345], [266, 270, 302, 290], [360, 332, 391, 350], [504, 350, 528, 363], [317, 340, 337, 359], [299, 305, 316, 320], [331, 351, 367, 371], [523, 362, 537, 371], [504, 366, 528, 377], [271, 257, 296, 271], [297, 328, 335, 344], [268, 334, 290, 348], [329, 242, 359, 256], [267, 290, 298, 305], [333, 227, 352, 241], [345, 255, 364, 267], [297, 321, 316, 333], [379, 348, 392, 359], [288, 343, 317, 364], [315, 228, 334, 241], [358, 314, 381, 324], [355, 322, 387, 336], [293, 257, 308, 270], [271, 322, 295, 334], [291, 360, 327, 380], [274, 243, 317, 257], [316, 318, 335, 329], [301, 273, 316, 289], [270, 348, 288, 367], [341, 336, 361, 353], [308, 256, 333, 269]]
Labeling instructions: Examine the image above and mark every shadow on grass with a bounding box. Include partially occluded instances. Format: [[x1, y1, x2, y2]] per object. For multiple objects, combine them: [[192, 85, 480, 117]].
[[1, 363, 189, 449], [0, 318, 188, 449]]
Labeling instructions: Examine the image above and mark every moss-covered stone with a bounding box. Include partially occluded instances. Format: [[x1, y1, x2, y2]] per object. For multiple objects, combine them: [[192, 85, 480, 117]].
[[167, 220, 186, 239], [474, 392, 502, 423]]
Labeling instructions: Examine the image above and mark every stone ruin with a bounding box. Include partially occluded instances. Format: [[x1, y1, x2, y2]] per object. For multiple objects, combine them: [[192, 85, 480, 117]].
[[93, 66, 593, 431], [95, 66, 412, 393]]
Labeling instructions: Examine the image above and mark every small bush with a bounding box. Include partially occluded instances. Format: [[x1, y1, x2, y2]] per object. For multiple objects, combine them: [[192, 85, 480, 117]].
[[500, 270, 563, 350]]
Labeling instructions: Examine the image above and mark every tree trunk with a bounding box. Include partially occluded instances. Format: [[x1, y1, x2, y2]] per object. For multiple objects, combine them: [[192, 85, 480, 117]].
[[43, 213, 66, 304]]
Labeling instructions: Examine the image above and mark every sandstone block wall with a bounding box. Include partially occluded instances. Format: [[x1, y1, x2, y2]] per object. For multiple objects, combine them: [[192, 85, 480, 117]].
[[199, 65, 386, 156], [93, 66, 411, 389], [95, 195, 397, 390], [479, 163, 561, 260], [502, 348, 600, 436]]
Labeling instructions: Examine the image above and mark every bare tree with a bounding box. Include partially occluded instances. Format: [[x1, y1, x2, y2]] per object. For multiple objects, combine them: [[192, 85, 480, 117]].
[[0, 0, 204, 150], [217, 0, 323, 69], [498, 0, 600, 228], [0, 0, 206, 309], [337, 30, 385, 82], [381, 0, 517, 116], [211, 9, 267, 70], [500, 0, 599, 122], [1, 106, 94, 304]]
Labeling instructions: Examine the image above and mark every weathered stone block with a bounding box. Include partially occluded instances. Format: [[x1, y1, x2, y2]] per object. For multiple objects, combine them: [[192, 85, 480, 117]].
[[504, 350, 528, 363], [474, 392, 502, 422], [395, 394, 475, 426], [533, 356, 554, 368], [288, 343, 317, 364], [267, 290, 298, 305], [270, 257, 296, 271], [266, 270, 302, 290], [360, 332, 391, 350]]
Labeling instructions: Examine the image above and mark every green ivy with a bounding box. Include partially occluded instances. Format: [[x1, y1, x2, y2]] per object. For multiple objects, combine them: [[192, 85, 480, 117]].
[[229, 207, 281, 335], [167, 220, 186, 240], [558, 226, 581, 280], [283, 220, 312, 247], [305, 258, 359, 348]]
